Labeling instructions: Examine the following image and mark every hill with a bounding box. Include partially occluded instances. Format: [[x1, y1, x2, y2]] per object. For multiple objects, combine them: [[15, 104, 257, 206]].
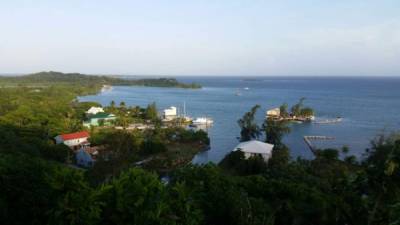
[[0, 71, 201, 88]]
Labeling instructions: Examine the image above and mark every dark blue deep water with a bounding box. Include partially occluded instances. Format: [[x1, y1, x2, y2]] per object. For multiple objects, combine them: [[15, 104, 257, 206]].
[[79, 77, 400, 163]]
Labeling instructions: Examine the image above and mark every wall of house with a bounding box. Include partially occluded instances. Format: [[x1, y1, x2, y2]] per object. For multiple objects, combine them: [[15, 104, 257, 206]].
[[55, 136, 64, 144], [64, 137, 88, 147]]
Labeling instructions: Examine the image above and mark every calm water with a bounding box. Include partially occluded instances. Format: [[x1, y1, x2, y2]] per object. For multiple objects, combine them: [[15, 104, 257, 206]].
[[79, 76, 400, 163]]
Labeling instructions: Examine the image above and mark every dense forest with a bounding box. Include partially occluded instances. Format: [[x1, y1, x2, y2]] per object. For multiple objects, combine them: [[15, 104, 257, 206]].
[[0, 71, 202, 89], [0, 75, 399, 225]]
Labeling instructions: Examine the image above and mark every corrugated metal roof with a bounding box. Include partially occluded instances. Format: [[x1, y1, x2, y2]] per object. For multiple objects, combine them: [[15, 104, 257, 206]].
[[60, 131, 89, 140]]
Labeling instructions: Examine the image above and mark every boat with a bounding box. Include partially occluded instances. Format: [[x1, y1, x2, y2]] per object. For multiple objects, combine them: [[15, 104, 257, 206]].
[[314, 117, 342, 124], [192, 117, 213, 125], [235, 91, 242, 96], [244, 87, 249, 90], [101, 85, 113, 92]]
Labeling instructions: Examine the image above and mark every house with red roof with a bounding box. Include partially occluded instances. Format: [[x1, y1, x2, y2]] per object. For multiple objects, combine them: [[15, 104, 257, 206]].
[[55, 131, 90, 149]]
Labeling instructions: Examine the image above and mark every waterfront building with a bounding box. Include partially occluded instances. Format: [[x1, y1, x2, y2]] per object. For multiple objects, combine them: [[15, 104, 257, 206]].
[[163, 106, 177, 121], [266, 108, 280, 118]]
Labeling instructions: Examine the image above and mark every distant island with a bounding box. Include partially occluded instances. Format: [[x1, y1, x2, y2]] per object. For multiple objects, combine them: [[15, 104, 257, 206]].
[[0, 71, 202, 89]]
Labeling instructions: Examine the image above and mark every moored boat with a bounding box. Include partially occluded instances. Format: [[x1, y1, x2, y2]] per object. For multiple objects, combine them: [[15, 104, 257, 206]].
[[192, 117, 213, 125], [314, 117, 342, 124]]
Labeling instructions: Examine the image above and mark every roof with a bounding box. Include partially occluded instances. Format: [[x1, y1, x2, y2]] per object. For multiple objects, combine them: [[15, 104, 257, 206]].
[[60, 131, 89, 141], [233, 140, 274, 154], [88, 112, 115, 119], [86, 106, 104, 113]]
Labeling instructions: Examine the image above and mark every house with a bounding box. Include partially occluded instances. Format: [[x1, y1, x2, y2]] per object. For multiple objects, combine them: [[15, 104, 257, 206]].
[[232, 140, 274, 162], [86, 106, 104, 115], [76, 148, 94, 167], [163, 106, 177, 121], [83, 112, 116, 127], [266, 108, 280, 118], [55, 131, 90, 149]]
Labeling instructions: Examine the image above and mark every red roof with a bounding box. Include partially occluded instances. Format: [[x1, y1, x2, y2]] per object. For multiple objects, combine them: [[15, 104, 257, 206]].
[[60, 131, 89, 141]]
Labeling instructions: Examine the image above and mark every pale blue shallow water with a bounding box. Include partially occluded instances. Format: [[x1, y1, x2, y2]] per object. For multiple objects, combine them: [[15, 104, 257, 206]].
[[79, 76, 400, 163]]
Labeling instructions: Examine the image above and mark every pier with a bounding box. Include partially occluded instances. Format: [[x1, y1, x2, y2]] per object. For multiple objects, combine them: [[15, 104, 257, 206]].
[[303, 136, 335, 154]]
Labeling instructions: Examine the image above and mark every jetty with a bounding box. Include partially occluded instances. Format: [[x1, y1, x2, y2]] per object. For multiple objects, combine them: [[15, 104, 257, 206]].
[[303, 136, 335, 154]]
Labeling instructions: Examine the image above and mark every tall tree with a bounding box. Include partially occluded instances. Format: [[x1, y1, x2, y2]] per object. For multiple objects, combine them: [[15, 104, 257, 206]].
[[110, 100, 116, 110], [363, 134, 400, 225], [145, 102, 158, 122], [237, 105, 261, 142], [119, 101, 126, 108], [290, 97, 305, 117], [262, 118, 290, 146], [279, 103, 289, 117]]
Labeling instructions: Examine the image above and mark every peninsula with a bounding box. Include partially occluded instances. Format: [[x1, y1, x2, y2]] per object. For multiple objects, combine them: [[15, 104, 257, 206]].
[[0, 71, 202, 89]]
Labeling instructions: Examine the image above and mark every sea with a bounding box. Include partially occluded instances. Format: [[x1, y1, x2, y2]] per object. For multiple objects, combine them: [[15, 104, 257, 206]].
[[79, 76, 400, 164]]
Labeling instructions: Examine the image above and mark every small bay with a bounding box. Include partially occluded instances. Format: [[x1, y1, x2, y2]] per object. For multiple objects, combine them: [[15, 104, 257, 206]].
[[79, 76, 400, 163]]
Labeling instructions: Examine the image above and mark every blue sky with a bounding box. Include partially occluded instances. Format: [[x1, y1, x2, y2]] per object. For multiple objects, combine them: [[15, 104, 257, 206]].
[[1, 0, 399, 76]]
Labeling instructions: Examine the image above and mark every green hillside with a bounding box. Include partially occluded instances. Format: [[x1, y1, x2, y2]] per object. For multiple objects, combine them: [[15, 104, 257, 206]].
[[0, 71, 201, 88]]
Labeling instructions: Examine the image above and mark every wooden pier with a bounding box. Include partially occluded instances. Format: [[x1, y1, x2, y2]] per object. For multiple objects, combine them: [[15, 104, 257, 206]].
[[303, 136, 335, 155]]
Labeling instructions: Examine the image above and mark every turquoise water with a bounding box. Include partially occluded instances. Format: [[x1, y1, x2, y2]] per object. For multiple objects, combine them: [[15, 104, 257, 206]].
[[79, 76, 400, 163]]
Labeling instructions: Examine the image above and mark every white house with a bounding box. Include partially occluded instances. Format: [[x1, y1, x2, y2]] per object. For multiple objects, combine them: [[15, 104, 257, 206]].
[[232, 140, 274, 162], [86, 106, 104, 115], [55, 131, 90, 149], [163, 106, 177, 120], [266, 108, 280, 118], [76, 148, 94, 167]]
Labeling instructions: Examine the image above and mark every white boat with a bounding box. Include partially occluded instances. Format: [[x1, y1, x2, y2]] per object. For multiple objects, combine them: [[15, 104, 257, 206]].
[[314, 117, 342, 124], [244, 87, 249, 90], [192, 117, 213, 125], [101, 85, 113, 92]]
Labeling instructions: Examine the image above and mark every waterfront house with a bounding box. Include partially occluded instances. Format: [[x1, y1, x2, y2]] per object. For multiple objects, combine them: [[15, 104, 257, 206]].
[[86, 106, 104, 115], [266, 108, 280, 118], [83, 112, 116, 127], [232, 140, 274, 162], [55, 131, 90, 149], [163, 106, 177, 121], [76, 148, 94, 167]]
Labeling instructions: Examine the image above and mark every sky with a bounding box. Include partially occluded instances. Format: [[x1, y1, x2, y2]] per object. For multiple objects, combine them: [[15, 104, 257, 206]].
[[0, 0, 399, 76]]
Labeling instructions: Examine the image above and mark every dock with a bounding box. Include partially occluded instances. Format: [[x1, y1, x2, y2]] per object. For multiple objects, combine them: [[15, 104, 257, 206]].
[[303, 136, 335, 154]]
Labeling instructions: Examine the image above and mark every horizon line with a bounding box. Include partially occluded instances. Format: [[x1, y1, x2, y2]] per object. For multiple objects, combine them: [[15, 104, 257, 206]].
[[0, 71, 399, 78]]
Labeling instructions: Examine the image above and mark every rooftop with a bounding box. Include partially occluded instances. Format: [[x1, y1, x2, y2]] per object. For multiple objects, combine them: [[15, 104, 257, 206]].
[[233, 140, 274, 154], [59, 131, 89, 141]]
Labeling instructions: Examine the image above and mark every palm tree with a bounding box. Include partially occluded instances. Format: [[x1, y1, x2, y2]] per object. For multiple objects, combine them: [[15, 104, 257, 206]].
[[263, 118, 290, 146], [119, 101, 126, 108], [290, 97, 305, 117], [110, 100, 116, 109], [279, 103, 289, 117], [237, 105, 261, 142]]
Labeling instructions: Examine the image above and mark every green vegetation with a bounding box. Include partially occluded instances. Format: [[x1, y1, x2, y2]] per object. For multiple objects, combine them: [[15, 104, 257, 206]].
[[263, 118, 291, 147], [145, 102, 159, 122], [237, 104, 262, 141], [0, 71, 202, 89], [275, 98, 315, 120], [89, 127, 209, 183], [289, 97, 314, 117]]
